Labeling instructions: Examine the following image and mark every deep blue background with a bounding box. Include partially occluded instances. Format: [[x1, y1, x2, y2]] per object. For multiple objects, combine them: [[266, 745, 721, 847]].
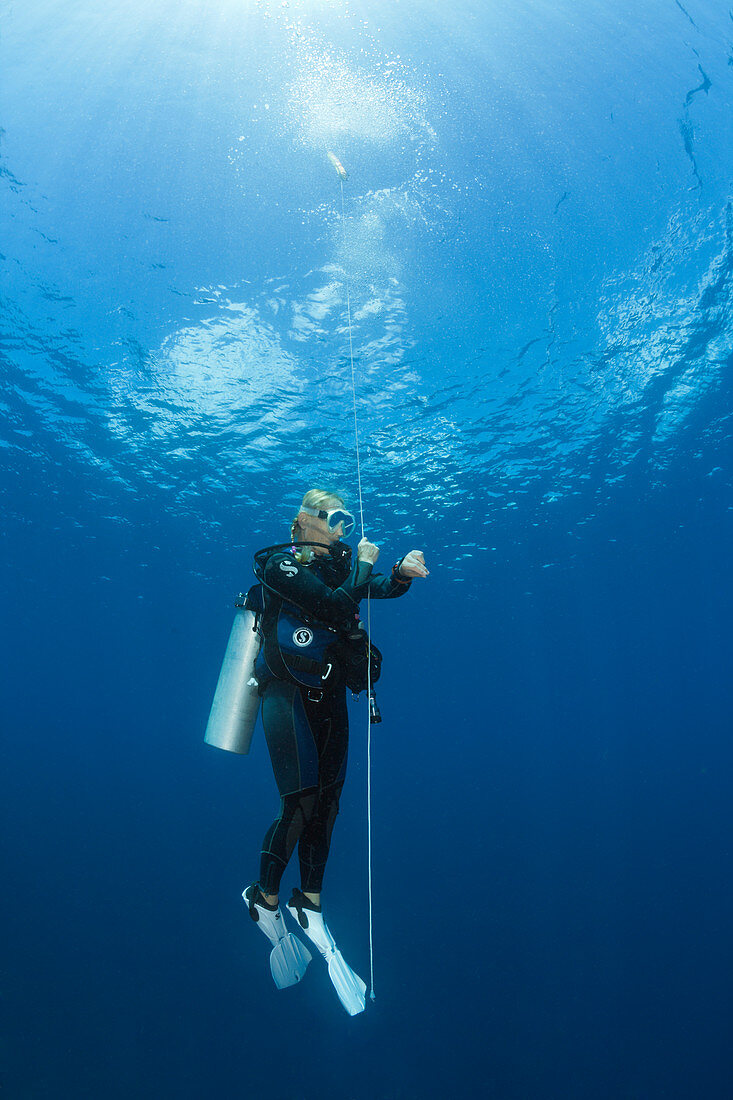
[[3, 2, 733, 1097]]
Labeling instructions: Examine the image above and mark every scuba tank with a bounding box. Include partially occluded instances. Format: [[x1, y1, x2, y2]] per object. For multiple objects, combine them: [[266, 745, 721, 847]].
[[204, 589, 263, 754]]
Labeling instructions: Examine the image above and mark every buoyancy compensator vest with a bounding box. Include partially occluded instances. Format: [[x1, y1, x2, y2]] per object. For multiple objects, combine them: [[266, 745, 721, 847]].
[[252, 542, 382, 696]]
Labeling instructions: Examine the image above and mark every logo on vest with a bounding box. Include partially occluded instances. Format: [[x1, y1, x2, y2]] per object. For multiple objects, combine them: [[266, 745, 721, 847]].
[[279, 560, 298, 577], [293, 628, 313, 647]]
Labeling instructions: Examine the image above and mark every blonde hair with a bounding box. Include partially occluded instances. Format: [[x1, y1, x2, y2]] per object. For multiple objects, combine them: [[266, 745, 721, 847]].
[[290, 488, 346, 544]]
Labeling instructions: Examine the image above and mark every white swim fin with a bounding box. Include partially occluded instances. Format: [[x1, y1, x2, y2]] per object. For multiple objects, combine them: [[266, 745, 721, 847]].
[[286, 889, 366, 1016], [242, 884, 311, 990]]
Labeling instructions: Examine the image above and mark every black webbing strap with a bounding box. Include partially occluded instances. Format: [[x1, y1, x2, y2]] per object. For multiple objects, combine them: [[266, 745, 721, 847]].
[[285, 652, 325, 675]]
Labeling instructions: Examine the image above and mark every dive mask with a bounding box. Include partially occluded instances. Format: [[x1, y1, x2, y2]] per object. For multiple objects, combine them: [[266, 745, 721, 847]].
[[299, 504, 356, 538]]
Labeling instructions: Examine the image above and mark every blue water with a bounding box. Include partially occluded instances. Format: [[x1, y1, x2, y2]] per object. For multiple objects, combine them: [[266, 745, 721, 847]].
[[2, 1, 733, 1096]]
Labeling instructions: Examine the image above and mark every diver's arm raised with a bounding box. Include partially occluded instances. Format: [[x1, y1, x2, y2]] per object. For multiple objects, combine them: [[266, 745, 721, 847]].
[[352, 539, 429, 600]]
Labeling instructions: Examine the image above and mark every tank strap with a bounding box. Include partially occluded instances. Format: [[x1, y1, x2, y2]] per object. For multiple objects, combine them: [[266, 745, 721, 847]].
[[240, 584, 265, 633]]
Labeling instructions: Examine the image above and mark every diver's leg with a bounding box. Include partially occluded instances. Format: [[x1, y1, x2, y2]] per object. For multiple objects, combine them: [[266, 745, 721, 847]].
[[286, 693, 364, 1014], [297, 689, 349, 898], [258, 681, 320, 899], [298, 780, 344, 902]]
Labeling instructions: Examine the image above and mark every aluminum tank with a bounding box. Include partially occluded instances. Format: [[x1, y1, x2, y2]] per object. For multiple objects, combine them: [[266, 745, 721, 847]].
[[204, 604, 262, 754]]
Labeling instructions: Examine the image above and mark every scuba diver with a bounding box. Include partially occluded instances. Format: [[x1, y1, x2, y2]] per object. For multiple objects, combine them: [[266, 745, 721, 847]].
[[242, 488, 428, 1014]]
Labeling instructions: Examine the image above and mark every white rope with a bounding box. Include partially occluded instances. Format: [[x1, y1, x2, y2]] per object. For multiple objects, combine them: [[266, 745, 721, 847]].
[[340, 180, 365, 541], [339, 175, 376, 1003]]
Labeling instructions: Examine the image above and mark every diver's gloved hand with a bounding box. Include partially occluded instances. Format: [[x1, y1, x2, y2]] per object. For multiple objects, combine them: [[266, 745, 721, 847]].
[[399, 550, 429, 578]]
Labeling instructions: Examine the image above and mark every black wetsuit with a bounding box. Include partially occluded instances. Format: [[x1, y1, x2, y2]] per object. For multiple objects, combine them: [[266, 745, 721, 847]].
[[255, 546, 411, 895]]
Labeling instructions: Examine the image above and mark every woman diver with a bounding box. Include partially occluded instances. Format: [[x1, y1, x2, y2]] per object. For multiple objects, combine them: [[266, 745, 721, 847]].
[[243, 488, 428, 1014]]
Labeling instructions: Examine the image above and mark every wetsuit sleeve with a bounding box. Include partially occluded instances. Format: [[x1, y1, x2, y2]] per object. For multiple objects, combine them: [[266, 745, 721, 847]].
[[356, 558, 412, 600]]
